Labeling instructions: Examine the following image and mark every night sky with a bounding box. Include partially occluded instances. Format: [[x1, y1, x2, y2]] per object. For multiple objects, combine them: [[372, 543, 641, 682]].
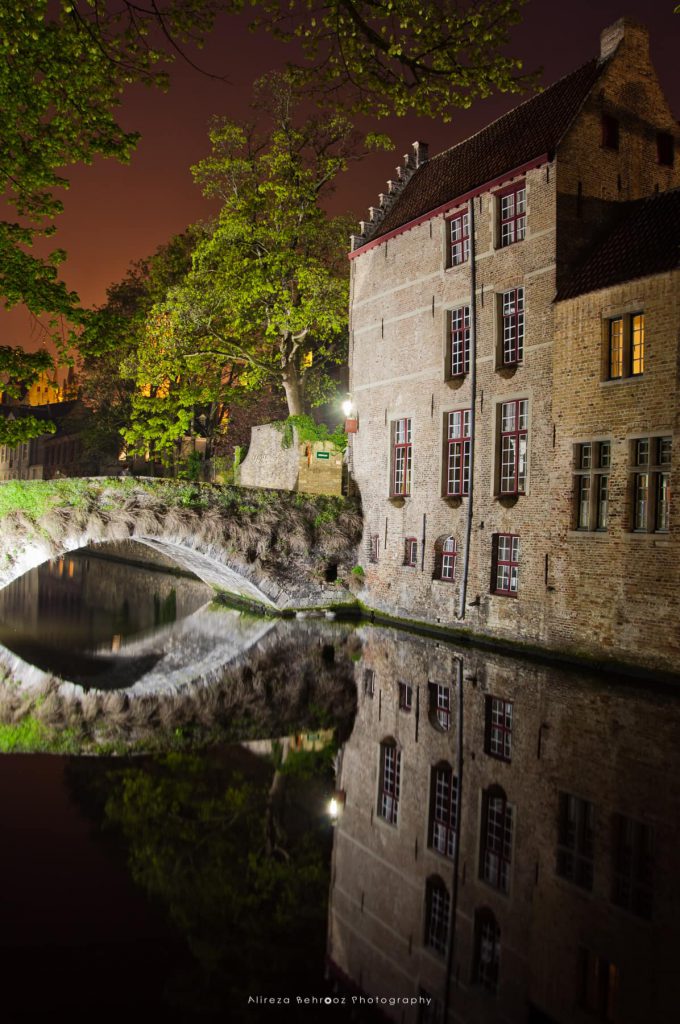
[[3, 1, 679, 353]]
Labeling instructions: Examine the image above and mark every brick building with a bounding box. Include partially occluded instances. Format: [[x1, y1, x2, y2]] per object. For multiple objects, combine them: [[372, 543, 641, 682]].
[[347, 19, 680, 673], [327, 628, 679, 1024]]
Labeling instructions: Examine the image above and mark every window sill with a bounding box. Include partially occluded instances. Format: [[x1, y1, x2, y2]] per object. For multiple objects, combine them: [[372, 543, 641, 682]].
[[600, 375, 644, 387], [445, 262, 469, 273], [567, 530, 609, 539], [625, 531, 670, 541], [491, 590, 518, 599]]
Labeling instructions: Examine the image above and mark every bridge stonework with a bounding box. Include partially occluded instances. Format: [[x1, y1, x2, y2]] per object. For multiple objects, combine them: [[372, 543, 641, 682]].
[[0, 479, 363, 609]]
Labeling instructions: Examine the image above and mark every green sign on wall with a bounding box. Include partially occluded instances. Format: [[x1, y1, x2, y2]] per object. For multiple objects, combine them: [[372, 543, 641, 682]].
[[316, 451, 330, 460]]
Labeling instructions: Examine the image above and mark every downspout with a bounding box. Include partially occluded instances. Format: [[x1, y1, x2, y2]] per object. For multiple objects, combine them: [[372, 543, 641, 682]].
[[443, 657, 465, 1019], [458, 198, 477, 620]]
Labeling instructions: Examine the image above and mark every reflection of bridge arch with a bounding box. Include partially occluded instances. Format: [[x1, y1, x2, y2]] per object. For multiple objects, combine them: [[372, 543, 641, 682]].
[[0, 479, 362, 609]]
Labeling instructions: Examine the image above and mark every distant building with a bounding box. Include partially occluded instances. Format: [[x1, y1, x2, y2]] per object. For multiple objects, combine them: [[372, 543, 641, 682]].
[[0, 400, 97, 481], [347, 18, 680, 672]]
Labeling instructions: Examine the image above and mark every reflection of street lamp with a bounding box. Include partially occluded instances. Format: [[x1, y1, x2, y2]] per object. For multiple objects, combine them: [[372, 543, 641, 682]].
[[328, 789, 346, 824]]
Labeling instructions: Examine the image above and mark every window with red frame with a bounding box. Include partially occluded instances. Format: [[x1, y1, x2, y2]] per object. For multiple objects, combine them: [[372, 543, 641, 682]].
[[480, 786, 513, 894], [501, 287, 524, 365], [378, 739, 400, 824], [429, 762, 458, 858], [446, 410, 471, 497], [492, 534, 520, 595], [449, 305, 470, 377], [448, 210, 469, 267], [499, 400, 528, 495], [391, 417, 412, 496], [404, 537, 418, 566], [498, 182, 526, 246], [485, 697, 513, 761]]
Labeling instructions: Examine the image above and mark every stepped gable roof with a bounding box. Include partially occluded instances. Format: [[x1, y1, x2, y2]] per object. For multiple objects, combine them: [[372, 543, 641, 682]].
[[556, 189, 680, 300], [371, 58, 605, 243]]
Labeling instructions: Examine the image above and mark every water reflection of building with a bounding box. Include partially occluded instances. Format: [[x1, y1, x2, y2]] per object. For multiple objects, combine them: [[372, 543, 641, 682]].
[[328, 628, 679, 1023]]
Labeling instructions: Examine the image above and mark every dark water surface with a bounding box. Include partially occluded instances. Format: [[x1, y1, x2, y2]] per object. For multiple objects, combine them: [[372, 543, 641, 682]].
[[0, 546, 677, 1023]]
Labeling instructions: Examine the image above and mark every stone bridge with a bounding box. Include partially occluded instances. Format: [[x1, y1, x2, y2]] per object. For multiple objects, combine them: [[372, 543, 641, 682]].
[[0, 478, 362, 609]]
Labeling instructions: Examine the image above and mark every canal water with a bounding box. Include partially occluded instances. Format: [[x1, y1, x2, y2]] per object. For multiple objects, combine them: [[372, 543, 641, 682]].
[[0, 542, 677, 1023]]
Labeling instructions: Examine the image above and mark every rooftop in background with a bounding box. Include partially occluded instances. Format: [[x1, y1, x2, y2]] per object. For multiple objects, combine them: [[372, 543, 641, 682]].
[[556, 188, 680, 300]]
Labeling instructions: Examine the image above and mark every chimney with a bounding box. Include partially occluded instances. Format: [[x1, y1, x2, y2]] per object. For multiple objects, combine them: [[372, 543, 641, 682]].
[[412, 141, 429, 168], [600, 18, 649, 61]]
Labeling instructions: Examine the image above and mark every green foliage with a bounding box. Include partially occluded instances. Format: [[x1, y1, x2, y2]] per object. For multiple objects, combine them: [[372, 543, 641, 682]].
[[276, 414, 347, 452], [136, 75, 354, 420], [100, 751, 333, 1005], [0, 346, 58, 445], [279, 741, 336, 780], [351, 564, 365, 577], [244, 0, 533, 121], [0, 1, 221, 322], [0, 715, 81, 754]]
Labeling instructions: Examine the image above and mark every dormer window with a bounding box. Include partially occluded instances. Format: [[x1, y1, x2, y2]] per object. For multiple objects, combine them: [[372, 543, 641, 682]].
[[602, 114, 619, 150]]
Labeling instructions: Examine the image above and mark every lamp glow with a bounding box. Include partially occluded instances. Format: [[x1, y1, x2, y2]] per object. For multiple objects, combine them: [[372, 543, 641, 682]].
[[342, 398, 353, 417]]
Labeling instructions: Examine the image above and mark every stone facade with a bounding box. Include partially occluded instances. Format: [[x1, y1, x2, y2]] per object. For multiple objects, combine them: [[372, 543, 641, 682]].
[[238, 423, 344, 496], [328, 627, 680, 1023], [347, 19, 680, 674]]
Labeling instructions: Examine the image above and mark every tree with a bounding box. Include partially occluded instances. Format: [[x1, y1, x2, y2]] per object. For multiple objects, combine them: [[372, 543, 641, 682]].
[[246, 0, 532, 120], [0, 347, 56, 446], [78, 229, 207, 462], [135, 78, 357, 421]]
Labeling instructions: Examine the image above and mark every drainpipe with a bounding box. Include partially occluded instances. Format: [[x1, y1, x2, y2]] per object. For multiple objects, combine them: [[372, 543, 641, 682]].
[[443, 657, 464, 1019], [458, 198, 477, 620]]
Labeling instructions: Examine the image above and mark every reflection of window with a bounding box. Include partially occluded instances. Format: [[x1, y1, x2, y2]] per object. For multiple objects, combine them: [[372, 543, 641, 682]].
[[485, 697, 513, 761], [391, 418, 412, 497], [404, 537, 418, 566], [424, 876, 450, 955], [631, 436, 671, 532], [606, 313, 644, 379], [497, 182, 526, 247], [445, 410, 471, 496], [430, 683, 452, 731], [474, 908, 500, 994], [398, 681, 413, 712], [448, 306, 470, 377], [499, 399, 528, 494], [500, 287, 524, 365], [363, 669, 375, 698], [579, 948, 618, 1022], [574, 441, 611, 531], [492, 534, 520, 596], [480, 786, 513, 893], [556, 792, 594, 890], [657, 131, 674, 167], [612, 814, 653, 919], [429, 762, 458, 857], [368, 534, 380, 563], [447, 210, 470, 267], [378, 739, 400, 825]]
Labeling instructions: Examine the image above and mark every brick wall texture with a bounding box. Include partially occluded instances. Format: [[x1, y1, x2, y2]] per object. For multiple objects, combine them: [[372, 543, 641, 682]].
[[347, 20, 680, 673]]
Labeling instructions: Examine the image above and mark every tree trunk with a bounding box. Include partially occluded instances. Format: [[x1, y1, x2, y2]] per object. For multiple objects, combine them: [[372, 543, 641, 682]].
[[282, 369, 304, 416]]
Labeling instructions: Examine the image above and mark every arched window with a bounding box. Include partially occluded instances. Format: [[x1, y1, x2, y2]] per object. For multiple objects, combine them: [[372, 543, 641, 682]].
[[434, 535, 457, 581], [479, 785, 513, 894], [377, 738, 400, 825], [474, 908, 500, 994], [424, 875, 450, 955], [429, 762, 458, 858]]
